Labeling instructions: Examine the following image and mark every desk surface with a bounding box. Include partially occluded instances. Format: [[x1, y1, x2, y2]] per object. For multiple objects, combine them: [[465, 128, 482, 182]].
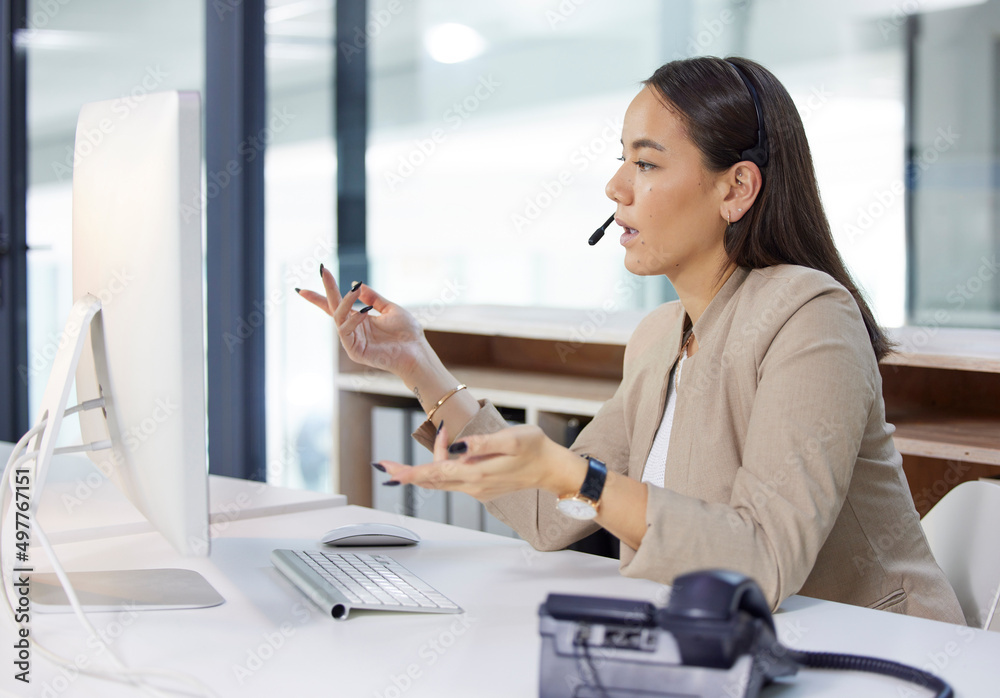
[[0, 441, 346, 545], [3, 502, 999, 697]]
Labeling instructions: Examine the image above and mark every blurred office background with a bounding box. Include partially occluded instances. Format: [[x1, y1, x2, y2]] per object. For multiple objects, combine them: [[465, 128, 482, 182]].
[[7, 0, 999, 491]]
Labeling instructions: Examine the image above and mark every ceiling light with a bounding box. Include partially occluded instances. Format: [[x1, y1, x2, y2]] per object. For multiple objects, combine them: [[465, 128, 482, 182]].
[[424, 23, 486, 64]]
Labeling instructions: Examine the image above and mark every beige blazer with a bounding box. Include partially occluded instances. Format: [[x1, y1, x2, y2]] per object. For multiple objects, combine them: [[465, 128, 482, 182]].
[[413, 265, 965, 624]]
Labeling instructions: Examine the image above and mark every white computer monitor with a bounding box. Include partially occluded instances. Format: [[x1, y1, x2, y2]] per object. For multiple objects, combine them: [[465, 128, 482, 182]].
[[16, 90, 222, 611], [72, 90, 208, 558]]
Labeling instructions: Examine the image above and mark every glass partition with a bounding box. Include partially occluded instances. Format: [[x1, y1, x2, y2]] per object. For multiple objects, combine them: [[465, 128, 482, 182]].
[[23, 0, 204, 444], [910, 0, 1000, 328], [367, 0, 914, 328], [264, 0, 337, 490]]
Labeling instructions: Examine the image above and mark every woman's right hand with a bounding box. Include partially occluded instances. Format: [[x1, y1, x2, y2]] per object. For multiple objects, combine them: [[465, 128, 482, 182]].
[[297, 266, 427, 380]]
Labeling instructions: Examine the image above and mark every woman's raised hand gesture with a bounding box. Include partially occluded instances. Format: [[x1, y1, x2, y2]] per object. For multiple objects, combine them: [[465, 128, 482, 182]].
[[297, 266, 427, 381]]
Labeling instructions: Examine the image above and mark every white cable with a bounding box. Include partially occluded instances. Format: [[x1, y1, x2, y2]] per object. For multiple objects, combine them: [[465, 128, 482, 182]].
[[1, 447, 216, 697], [3, 421, 46, 467], [52, 440, 113, 455], [62, 397, 105, 417], [0, 422, 46, 581], [1, 420, 219, 698], [0, 562, 211, 698], [31, 521, 218, 697]]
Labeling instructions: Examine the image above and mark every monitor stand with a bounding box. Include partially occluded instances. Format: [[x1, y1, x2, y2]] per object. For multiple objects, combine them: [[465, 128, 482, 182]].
[[30, 569, 224, 613], [4, 294, 224, 614]]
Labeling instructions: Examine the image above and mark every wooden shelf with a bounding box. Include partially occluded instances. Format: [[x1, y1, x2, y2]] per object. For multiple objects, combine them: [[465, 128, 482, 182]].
[[339, 366, 618, 417], [884, 326, 1000, 373], [891, 414, 1000, 466], [881, 358, 1000, 470], [410, 304, 646, 346], [334, 306, 1000, 510]]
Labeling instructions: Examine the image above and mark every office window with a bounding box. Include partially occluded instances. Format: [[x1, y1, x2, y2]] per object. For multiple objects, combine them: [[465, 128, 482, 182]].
[[23, 0, 204, 444], [19, 0, 337, 490], [264, 0, 337, 490], [368, 0, 673, 313], [367, 1, 914, 327], [910, 1, 1000, 328], [742, 1, 909, 328]]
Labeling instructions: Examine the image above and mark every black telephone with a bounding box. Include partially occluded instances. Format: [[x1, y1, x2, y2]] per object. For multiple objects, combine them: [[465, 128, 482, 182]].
[[538, 569, 953, 698]]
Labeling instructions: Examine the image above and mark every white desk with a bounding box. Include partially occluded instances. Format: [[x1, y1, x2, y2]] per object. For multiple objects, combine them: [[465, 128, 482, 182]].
[[2, 501, 999, 697], [0, 441, 346, 544]]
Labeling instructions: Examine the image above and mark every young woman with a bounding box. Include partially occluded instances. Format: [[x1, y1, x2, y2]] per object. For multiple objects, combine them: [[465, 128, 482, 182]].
[[300, 56, 965, 624]]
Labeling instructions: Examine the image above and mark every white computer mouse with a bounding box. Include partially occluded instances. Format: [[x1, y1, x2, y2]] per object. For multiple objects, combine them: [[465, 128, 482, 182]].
[[320, 523, 421, 547]]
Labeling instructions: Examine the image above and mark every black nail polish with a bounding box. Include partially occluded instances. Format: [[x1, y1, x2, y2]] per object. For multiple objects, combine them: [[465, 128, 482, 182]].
[[350, 280, 361, 293], [319, 263, 325, 279], [294, 287, 301, 294], [382, 480, 401, 486], [436, 421, 444, 435], [371, 462, 386, 472], [359, 305, 373, 314], [448, 441, 467, 455]]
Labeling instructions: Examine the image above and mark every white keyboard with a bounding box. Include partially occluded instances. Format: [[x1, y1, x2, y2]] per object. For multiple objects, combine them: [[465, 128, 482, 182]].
[[271, 549, 463, 620]]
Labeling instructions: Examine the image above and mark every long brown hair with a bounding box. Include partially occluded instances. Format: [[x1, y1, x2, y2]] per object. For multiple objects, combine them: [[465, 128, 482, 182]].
[[643, 56, 894, 361]]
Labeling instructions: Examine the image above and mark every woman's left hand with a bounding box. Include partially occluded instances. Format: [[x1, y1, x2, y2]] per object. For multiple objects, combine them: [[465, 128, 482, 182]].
[[379, 424, 585, 501]]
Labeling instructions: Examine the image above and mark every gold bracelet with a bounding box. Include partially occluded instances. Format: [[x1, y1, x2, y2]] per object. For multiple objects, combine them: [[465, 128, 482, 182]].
[[426, 384, 467, 422]]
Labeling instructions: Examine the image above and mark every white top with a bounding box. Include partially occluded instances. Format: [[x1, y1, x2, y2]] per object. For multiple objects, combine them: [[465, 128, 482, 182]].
[[641, 351, 686, 488]]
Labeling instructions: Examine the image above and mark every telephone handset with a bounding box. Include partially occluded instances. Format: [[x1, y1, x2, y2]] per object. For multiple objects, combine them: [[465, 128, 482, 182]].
[[539, 569, 954, 698]]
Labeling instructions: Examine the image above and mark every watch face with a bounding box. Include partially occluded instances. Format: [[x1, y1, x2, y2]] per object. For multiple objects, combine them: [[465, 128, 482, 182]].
[[557, 497, 598, 520]]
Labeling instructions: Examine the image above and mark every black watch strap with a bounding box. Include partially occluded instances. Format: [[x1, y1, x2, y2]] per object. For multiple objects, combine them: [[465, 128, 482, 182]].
[[579, 456, 607, 502]]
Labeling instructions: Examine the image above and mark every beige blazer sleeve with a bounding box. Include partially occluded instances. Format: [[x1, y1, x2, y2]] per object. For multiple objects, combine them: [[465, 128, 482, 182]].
[[410, 303, 680, 550], [412, 379, 634, 550]]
